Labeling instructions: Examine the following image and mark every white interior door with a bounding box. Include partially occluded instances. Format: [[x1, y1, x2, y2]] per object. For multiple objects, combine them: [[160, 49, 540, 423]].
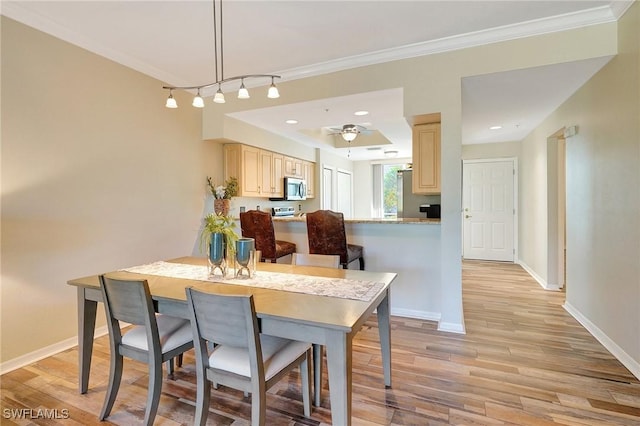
[[463, 159, 516, 261], [322, 166, 334, 209], [336, 169, 353, 218]]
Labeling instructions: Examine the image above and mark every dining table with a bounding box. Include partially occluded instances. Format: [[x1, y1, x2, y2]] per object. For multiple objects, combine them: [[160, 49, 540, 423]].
[[67, 256, 396, 425]]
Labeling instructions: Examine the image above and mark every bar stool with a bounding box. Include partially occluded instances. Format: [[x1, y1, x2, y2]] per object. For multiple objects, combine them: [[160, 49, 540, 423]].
[[306, 210, 364, 270], [240, 210, 296, 263]]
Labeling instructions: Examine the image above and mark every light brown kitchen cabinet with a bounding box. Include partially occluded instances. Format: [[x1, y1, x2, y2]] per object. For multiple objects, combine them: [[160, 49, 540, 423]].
[[284, 156, 303, 178], [224, 144, 287, 197], [302, 161, 315, 198], [412, 123, 441, 194], [224, 144, 261, 197], [260, 150, 284, 197]]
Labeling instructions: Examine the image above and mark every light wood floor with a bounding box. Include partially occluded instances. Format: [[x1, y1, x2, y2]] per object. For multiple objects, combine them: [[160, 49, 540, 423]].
[[2, 261, 639, 425]]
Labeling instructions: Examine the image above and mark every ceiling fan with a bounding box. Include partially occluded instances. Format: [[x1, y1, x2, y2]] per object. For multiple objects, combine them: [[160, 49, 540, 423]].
[[327, 124, 374, 142]]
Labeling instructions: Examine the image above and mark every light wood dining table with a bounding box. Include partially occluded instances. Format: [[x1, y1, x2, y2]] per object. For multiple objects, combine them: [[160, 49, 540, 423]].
[[68, 256, 396, 425]]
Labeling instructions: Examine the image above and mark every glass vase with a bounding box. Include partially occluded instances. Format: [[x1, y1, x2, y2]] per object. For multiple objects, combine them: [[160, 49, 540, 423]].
[[235, 237, 255, 278], [208, 232, 227, 278]]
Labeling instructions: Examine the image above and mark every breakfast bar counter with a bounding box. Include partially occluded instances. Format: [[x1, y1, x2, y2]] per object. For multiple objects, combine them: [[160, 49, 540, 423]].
[[273, 216, 440, 225], [272, 215, 442, 321]]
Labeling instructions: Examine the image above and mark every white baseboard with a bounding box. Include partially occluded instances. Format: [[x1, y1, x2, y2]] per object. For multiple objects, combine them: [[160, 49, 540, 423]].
[[390, 307, 440, 322], [563, 302, 640, 380], [438, 321, 466, 334], [390, 308, 466, 334], [0, 326, 109, 375], [517, 260, 561, 291]]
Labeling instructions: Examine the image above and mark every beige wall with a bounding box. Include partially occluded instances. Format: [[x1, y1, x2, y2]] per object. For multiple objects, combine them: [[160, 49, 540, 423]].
[[519, 2, 639, 374], [1, 18, 215, 363]]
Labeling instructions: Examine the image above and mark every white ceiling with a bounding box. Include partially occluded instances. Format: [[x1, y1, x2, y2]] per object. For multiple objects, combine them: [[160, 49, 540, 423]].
[[2, 1, 630, 160]]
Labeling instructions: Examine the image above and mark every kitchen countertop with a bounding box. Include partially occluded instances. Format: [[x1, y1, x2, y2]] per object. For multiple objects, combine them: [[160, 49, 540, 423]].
[[272, 216, 440, 225]]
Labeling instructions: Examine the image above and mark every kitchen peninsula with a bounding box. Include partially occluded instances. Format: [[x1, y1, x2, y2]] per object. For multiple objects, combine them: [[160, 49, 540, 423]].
[[272, 215, 442, 321]]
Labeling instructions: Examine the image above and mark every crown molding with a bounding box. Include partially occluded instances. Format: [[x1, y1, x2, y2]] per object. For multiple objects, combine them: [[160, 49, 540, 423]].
[[0, 1, 187, 87], [2, 2, 630, 86], [610, 0, 635, 19], [279, 4, 623, 82]]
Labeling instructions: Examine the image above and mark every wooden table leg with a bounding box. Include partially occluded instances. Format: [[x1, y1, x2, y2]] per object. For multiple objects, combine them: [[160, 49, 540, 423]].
[[376, 291, 392, 387], [78, 287, 97, 394], [325, 330, 352, 426]]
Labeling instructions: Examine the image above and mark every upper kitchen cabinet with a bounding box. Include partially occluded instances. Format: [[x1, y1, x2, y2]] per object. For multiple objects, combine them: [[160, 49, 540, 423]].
[[260, 150, 284, 197], [284, 156, 303, 178], [224, 144, 283, 197], [412, 123, 441, 194], [224, 143, 313, 198], [224, 144, 260, 197], [302, 161, 315, 199]]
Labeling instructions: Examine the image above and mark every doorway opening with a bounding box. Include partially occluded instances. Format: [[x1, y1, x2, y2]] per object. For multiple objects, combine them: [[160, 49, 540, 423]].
[[547, 130, 567, 291]]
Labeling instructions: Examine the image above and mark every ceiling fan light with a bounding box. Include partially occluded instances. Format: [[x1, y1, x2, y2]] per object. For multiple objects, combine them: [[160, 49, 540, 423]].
[[238, 80, 250, 99], [341, 131, 358, 142], [341, 124, 359, 142], [165, 91, 177, 108]]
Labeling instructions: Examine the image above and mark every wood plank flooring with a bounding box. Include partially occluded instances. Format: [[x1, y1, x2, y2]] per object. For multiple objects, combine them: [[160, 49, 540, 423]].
[[2, 261, 639, 425]]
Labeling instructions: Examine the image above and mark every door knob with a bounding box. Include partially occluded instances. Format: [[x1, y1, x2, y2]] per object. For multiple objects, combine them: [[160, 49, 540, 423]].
[[465, 214, 472, 219]]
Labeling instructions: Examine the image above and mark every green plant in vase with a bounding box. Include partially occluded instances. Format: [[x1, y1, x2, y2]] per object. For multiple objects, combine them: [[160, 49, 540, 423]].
[[199, 213, 239, 276]]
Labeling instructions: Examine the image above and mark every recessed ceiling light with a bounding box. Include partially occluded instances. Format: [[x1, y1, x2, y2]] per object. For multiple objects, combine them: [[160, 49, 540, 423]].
[[489, 125, 503, 130], [354, 110, 369, 116], [285, 119, 298, 124]]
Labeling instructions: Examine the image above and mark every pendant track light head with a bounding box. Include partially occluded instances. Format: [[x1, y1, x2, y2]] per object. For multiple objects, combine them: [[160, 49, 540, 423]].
[[267, 76, 280, 99], [238, 79, 250, 99], [213, 85, 226, 104], [192, 89, 205, 108], [165, 90, 177, 108]]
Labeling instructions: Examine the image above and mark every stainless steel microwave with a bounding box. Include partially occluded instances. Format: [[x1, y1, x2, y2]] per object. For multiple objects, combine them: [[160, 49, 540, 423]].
[[284, 177, 307, 201]]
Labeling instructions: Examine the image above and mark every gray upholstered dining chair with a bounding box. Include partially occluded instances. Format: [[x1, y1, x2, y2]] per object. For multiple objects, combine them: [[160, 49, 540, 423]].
[[98, 276, 193, 426], [186, 287, 312, 426]]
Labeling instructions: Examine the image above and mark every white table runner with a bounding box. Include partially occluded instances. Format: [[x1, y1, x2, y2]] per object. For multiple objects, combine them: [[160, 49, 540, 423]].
[[121, 261, 385, 302]]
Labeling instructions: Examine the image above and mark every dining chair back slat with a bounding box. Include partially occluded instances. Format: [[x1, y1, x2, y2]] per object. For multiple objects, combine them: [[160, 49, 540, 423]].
[[102, 277, 155, 327], [187, 290, 257, 352]]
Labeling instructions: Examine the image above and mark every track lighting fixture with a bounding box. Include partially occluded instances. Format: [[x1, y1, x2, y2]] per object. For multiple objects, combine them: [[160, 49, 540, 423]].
[[162, 0, 280, 108]]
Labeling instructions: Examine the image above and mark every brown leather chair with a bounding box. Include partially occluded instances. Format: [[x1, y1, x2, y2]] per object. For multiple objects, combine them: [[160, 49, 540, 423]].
[[240, 210, 296, 263], [306, 210, 364, 270]]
